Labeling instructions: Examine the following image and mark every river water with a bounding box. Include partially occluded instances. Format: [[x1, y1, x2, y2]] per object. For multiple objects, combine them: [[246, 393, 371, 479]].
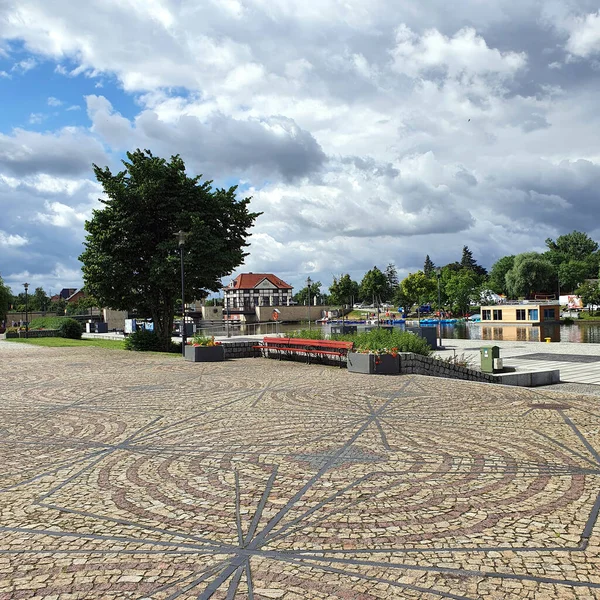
[[218, 320, 600, 344], [437, 321, 600, 343]]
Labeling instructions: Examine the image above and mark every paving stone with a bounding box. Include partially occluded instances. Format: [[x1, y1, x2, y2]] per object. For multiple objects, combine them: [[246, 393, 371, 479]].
[[0, 342, 599, 598]]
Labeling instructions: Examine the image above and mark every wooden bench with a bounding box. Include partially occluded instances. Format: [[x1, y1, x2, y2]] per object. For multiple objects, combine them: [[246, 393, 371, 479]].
[[253, 337, 355, 368]]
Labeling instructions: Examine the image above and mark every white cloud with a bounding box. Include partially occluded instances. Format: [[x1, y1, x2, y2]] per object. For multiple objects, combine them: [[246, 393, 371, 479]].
[[28, 112, 44, 124], [0, 126, 107, 177], [565, 11, 600, 57], [36, 200, 90, 228], [47, 96, 63, 106], [11, 57, 36, 73], [1, 0, 600, 292], [0, 231, 28, 247], [390, 25, 527, 80]]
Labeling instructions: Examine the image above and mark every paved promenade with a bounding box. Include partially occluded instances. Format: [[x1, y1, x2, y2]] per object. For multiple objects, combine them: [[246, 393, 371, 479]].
[[1, 341, 600, 598], [436, 338, 600, 385]]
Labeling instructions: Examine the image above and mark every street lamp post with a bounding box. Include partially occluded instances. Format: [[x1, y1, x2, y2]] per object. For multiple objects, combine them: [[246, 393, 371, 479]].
[[435, 267, 442, 349], [223, 281, 231, 338], [307, 276, 312, 331], [175, 231, 187, 357], [23, 283, 29, 338]]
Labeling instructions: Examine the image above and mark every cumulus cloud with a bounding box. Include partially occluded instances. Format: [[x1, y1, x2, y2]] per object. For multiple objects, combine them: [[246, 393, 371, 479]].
[[0, 127, 108, 177], [0, 231, 28, 247], [1, 0, 600, 291], [85, 95, 326, 180], [391, 26, 527, 80], [565, 11, 600, 57]]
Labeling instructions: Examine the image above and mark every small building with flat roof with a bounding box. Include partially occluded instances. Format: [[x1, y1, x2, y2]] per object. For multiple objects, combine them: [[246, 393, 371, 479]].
[[480, 303, 560, 325]]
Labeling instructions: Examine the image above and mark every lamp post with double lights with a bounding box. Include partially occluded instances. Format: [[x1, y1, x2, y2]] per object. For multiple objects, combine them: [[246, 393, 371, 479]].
[[23, 282, 29, 338], [435, 267, 442, 349], [306, 276, 312, 331], [175, 230, 188, 357]]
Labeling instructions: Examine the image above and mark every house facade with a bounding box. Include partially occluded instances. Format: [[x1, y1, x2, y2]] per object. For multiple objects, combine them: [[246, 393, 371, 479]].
[[223, 273, 293, 318], [480, 303, 560, 325]]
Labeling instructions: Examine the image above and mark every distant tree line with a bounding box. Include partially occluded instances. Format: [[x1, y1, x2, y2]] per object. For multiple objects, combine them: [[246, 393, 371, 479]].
[[293, 231, 600, 316], [0, 281, 99, 321]]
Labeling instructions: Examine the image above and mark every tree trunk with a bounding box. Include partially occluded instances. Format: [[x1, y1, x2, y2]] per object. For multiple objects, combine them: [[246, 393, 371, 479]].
[[151, 300, 176, 352]]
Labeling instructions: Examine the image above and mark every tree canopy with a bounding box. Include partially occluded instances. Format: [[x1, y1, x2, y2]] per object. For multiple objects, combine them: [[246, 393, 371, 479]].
[[400, 271, 436, 313], [445, 269, 480, 315], [460, 245, 487, 277], [546, 231, 599, 262], [423, 255, 435, 277], [79, 149, 261, 350], [360, 266, 388, 304], [329, 274, 359, 305], [487, 255, 515, 296], [0, 275, 11, 323], [294, 280, 322, 305], [505, 252, 556, 298]]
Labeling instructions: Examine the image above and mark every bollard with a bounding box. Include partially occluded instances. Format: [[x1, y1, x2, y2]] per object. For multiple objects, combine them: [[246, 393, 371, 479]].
[[545, 337, 551, 343]]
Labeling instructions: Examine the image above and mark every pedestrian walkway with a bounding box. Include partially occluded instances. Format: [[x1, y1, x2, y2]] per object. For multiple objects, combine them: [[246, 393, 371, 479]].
[[436, 338, 600, 385], [1, 343, 600, 598]]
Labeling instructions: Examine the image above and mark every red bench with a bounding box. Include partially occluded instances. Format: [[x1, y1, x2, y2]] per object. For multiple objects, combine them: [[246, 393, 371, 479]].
[[253, 337, 355, 368]]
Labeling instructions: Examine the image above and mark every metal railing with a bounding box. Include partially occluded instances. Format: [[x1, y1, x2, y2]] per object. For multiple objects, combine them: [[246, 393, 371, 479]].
[[191, 321, 284, 338]]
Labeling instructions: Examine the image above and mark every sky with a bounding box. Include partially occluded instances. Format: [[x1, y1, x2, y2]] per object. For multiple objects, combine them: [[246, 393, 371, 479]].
[[1, 0, 600, 297]]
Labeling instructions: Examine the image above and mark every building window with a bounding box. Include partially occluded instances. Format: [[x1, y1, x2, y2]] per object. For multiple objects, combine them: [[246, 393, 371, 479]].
[[482, 310, 492, 321], [493, 309, 503, 320], [516, 309, 526, 321], [528, 309, 539, 321], [543, 308, 555, 319]]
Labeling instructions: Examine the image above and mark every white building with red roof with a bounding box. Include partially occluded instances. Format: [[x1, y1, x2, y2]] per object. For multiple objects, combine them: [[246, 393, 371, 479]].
[[223, 273, 293, 316]]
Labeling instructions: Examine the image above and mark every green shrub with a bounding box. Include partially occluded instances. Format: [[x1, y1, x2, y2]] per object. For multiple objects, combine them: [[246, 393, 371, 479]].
[[288, 329, 324, 340], [59, 318, 83, 339], [124, 329, 162, 351], [189, 334, 219, 346], [354, 328, 432, 356], [29, 316, 70, 330], [124, 329, 181, 353]]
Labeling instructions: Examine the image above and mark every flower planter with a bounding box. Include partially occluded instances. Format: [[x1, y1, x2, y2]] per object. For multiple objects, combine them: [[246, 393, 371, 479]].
[[347, 352, 399, 375], [185, 345, 225, 362]]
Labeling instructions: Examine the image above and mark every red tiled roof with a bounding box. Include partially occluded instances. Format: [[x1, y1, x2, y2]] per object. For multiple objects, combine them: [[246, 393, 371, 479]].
[[224, 273, 292, 290]]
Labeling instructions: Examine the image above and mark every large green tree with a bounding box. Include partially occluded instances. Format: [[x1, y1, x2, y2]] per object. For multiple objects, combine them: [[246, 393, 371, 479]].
[[460, 245, 487, 277], [444, 269, 480, 315], [0, 275, 11, 324], [360, 266, 388, 304], [505, 252, 556, 299], [545, 230, 600, 284], [423, 255, 435, 277], [384, 263, 399, 300], [294, 281, 322, 305], [80, 149, 261, 350], [558, 260, 589, 293], [487, 255, 515, 296], [400, 271, 436, 318], [31, 287, 50, 312], [545, 230, 599, 262], [329, 274, 359, 306]]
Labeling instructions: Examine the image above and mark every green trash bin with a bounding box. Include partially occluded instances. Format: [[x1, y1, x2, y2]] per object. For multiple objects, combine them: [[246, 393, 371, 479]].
[[480, 346, 500, 373]]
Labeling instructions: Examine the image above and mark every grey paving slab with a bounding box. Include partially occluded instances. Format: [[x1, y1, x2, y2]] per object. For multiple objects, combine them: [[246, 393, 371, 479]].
[[1, 343, 600, 599]]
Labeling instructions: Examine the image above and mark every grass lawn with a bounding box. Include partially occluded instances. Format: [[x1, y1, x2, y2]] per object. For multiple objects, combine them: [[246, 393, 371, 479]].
[[575, 311, 600, 321], [5, 337, 126, 349]]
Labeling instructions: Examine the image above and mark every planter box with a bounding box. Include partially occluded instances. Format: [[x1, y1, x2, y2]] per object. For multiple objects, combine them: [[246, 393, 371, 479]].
[[185, 345, 225, 362], [347, 352, 400, 375]]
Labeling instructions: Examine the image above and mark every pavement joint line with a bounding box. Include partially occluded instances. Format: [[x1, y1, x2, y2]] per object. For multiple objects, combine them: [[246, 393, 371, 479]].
[[3, 348, 600, 597]]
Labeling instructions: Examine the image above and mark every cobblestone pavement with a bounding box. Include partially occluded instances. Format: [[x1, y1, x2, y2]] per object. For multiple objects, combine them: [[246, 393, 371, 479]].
[[1, 343, 600, 599]]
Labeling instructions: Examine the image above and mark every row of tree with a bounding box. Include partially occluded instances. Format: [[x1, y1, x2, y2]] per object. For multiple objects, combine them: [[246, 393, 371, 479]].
[[0, 280, 99, 323], [291, 231, 600, 316]]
